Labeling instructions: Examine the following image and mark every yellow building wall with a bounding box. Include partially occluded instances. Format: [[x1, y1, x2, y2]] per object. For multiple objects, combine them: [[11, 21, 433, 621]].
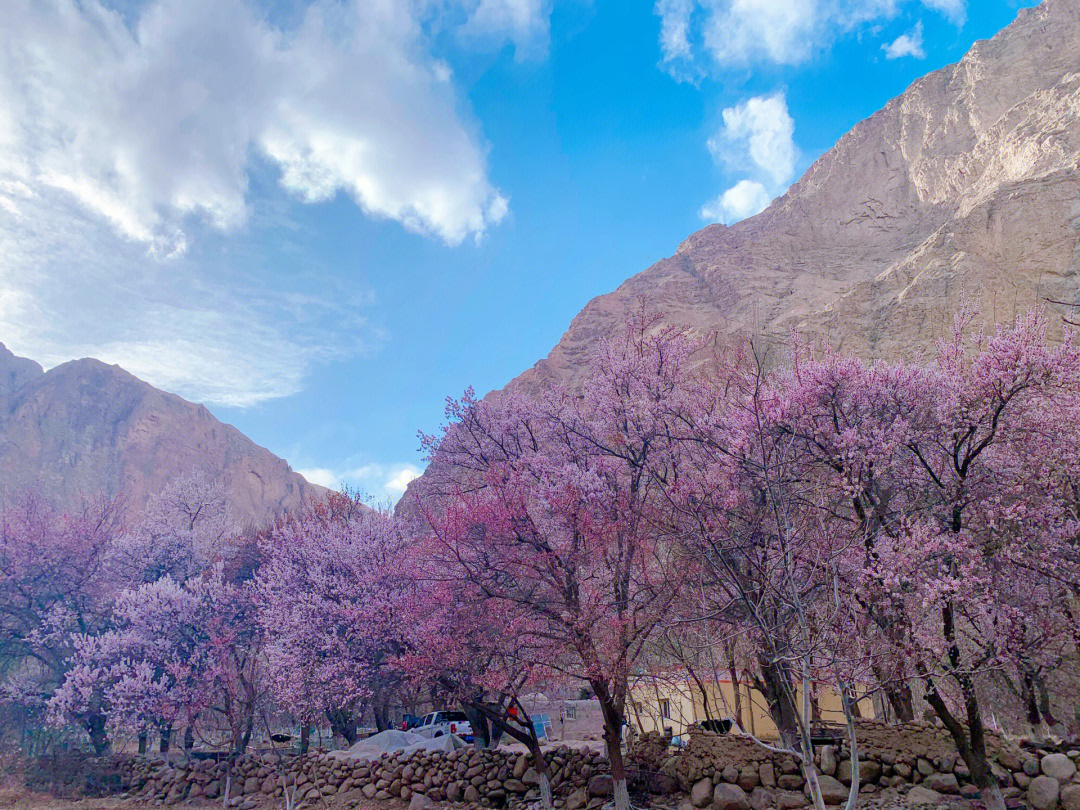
[[628, 676, 873, 741]]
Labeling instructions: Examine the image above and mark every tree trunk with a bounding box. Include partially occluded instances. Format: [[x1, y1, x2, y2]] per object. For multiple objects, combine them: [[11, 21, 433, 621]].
[[326, 708, 358, 745], [757, 657, 800, 749], [159, 722, 172, 754], [921, 671, 1005, 810], [299, 724, 310, 755], [728, 665, 743, 727], [884, 682, 915, 724], [138, 731, 148, 756], [85, 712, 110, 756], [525, 735, 555, 810], [463, 705, 491, 748], [598, 697, 630, 810], [184, 724, 195, 752]]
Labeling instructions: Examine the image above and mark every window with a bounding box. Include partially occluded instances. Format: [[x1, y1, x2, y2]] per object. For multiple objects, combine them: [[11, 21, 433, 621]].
[[659, 699, 671, 719], [564, 705, 577, 720]]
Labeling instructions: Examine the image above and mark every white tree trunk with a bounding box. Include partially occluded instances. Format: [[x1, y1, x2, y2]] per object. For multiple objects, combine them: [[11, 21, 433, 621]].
[[612, 778, 630, 810], [539, 772, 553, 810]]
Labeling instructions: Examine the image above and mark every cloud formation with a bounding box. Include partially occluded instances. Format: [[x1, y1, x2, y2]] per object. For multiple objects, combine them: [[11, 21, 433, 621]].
[[0, 0, 511, 250], [656, 0, 964, 74], [699, 180, 773, 224], [297, 462, 423, 499], [0, 0, 550, 408], [883, 21, 926, 59], [700, 91, 795, 225]]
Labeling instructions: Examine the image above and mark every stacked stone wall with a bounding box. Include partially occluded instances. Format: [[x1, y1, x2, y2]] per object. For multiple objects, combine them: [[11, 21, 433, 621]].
[[111, 744, 611, 809], [625, 723, 1080, 810]]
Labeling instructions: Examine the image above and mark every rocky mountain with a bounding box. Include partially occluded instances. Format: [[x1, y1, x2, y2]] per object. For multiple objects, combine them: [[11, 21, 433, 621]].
[[0, 343, 325, 526], [403, 0, 1080, 509]]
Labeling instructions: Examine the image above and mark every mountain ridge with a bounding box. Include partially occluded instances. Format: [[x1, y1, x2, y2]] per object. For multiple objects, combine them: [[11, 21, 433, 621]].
[[0, 342, 325, 526], [402, 0, 1080, 513]]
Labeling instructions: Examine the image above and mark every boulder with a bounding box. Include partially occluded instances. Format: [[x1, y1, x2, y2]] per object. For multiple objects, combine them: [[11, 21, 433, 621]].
[[362, 783, 378, 799], [838, 759, 881, 785], [749, 787, 774, 810], [566, 788, 589, 810], [408, 793, 434, 810], [1044, 755, 1078, 783], [1060, 783, 1080, 810], [513, 754, 529, 780], [504, 779, 528, 794], [1029, 776, 1061, 810], [737, 766, 759, 791], [759, 762, 776, 788], [712, 783, 751, 810], [777, 774, 804, 791], [922, 773, 959, 795], [463, 785, 480, 803], [588, 774, 613, 798], [820, 746, 837, 776], [243, 776, 260, 794], [776, 791, 806, 810], [648, 773, 678, 795], [906, 786, 943, 806], [810, 775, 848, 806], [692, 778, 714, 807], [722, 765, 740, 784]]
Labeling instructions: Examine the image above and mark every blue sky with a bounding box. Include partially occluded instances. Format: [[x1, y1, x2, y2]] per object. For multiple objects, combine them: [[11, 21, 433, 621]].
[[0, 0, 1039, 499]]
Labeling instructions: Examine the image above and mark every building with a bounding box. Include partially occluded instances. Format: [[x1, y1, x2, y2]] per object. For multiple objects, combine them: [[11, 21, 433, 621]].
[[628, 673, 875, 741]]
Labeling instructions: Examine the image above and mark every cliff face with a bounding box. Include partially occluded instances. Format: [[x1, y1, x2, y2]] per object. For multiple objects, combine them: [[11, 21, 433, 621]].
[[0, 343, 324, 526], [529, 0, 1078, 390], [403, 0, 1080, 511]]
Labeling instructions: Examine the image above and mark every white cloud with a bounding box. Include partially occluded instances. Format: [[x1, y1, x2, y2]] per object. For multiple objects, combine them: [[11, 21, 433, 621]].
[[0, 0, 553, 407], [657, 0, 964, 73], [700, 92, 794, 225], [709, 92, 796, 185], [655, 0, 695, 63], [699, 180, 772, 224], [920, 0, 965, 24], [460, 0, 553, 60], [0, 0, 510, 250], [883, 21, 925, 59], [296, 462, 423, 499]]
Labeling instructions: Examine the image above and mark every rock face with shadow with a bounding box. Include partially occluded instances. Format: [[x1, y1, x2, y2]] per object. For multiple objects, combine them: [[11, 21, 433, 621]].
[[0, 342, 325, 526], [402, 0, 1080, 518]]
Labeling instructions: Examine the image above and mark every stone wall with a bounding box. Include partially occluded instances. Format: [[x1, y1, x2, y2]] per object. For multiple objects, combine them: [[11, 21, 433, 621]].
[[112, 745, 612, 809], [627, 724, 1080, 810]]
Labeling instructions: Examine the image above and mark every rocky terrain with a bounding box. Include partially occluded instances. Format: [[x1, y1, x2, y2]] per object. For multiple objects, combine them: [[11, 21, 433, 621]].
[[0, 343, 324, 526], [403, 0, 1080, 513], [34, 723, 1079, 810]]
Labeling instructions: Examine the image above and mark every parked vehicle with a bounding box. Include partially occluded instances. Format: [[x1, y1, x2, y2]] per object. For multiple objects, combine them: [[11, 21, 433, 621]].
[[413, 710, 474, 742]]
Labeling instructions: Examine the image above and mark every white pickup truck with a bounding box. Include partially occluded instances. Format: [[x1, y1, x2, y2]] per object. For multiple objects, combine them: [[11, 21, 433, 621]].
[[413, 710, 474, 742]]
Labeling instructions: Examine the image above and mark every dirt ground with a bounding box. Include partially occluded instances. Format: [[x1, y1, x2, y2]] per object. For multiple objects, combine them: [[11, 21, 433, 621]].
[[0, 788, 415, 810], [0, 785, 991, 810]]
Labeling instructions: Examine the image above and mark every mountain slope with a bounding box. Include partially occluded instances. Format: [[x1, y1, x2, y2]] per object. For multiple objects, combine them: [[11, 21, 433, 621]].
[[0, 343, 324, 526], [402, 0, 1080, 512], [524, 0, 1079, 392]]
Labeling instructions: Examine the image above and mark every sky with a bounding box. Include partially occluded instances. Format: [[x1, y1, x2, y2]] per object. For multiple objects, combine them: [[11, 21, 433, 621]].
[[0, 0, 1040, 500]]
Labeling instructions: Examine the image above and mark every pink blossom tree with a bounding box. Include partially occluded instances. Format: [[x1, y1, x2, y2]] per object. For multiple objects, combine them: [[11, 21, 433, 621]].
[[770, 309, 1080, 810], [397, 568, 563, 806], [418, 318, 690, 810], [109, 471, 233, 587], [0, 494, 122, 754], [52, 563, 267, 792], [655, 350, 867, 810], [256, 492, 410, 743]]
